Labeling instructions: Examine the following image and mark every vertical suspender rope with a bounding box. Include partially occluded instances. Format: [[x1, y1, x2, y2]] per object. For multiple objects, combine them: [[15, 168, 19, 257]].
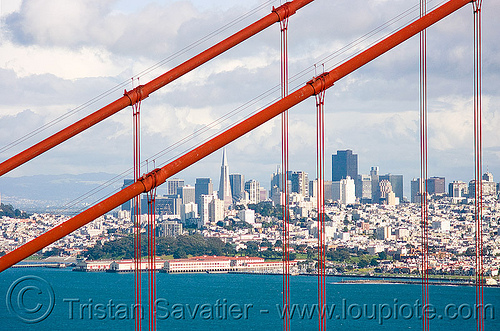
[[472, 1, 483, 330], [147, 172, 158, 331], [314, 73, 327, 331], [131, 78, 142, 331], [419, 1, 429, 331], [276, 3, 291, 330]]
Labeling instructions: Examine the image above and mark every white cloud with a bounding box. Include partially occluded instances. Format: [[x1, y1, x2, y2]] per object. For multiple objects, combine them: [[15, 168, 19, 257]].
[[0, 42, 125, 79]]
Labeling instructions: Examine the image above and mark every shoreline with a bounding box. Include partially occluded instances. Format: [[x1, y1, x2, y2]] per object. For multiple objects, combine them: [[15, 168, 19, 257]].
[[12, 260, 500, 287]]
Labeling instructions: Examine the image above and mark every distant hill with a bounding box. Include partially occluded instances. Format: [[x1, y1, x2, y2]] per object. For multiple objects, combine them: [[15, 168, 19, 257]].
[[0, 173, 125, 213]]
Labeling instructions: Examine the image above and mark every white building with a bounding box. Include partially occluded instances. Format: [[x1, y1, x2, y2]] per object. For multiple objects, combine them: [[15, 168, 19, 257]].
[[73, 260, 113, 272], [367, 245, 384, 255], [180, 202, 198, 222], [209, 198, 225, 223], [245, 179, 260, 204], [432, 219, 450, 232], [200, 194, 216, 225], [332, 176, 355, 205], [109, 258, 165, 272], [376, 226, 392, 241], [238, 209, 255, 224], [162, 256, 264, 273], [158, 220, 183, 237]]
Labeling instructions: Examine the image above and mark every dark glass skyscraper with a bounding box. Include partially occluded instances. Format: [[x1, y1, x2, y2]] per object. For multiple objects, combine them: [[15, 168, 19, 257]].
[[229, 173, 244, 202], [332, 150, 358, 181], [121, 179, 134, 211], [427, 177, 446, 195], [195, 178, 213, 209]]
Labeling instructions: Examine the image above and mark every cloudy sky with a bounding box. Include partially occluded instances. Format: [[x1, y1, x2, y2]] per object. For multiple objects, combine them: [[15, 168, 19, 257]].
[[0, 0, 499, 201]]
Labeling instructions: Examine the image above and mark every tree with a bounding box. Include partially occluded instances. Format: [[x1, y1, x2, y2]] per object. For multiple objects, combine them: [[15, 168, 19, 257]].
[[464, 247, 475, 256], [248, 202, 282, 219], [378, 251, 388, 260], [43, 248, 64, 257], [246, 241, 259, 255], [327, 248, 350, 262], [260, 239, 272, 248], [358, 260, 369, 268], [173, 248, 187, 259], [224, 243, 236, 256]]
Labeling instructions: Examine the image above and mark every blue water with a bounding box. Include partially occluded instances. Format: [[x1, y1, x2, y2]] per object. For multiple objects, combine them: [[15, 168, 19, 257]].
[[1, 268, 499, 330]]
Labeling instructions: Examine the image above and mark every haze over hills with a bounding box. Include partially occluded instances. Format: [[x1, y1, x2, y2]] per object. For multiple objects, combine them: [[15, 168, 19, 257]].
[[0, 172, 133, 214]]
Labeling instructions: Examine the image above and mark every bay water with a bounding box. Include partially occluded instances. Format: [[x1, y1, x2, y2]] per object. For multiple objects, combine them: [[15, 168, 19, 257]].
[[1, 268, 499, 330]]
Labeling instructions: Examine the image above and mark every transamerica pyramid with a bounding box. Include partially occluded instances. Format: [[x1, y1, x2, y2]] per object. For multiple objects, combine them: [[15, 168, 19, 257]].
[[218, 148, 232, 210]]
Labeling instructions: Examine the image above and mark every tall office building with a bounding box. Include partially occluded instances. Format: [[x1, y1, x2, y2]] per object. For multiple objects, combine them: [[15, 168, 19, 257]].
[[449, 180, 468, 198], [209, 198, 225, 223], [411, 178, 422, 203], [483, 172, 494, 182], [427, 177, 446, 195], [166, 178, 184, 196], [379, 174, 403, 201], [158, 220, 183, 237], [218, 148, 232, 210], [324, 181, 333, 201], [155, 196, 181, 215], [378, 180, 393, 200], [469, 177, 497, 198], [245, 179, 260, 204], [229, 173, 244, 202], [121, 179, 134, 211], [291, 171, 309, 197], [180, 202, 198, 222], [332, 150, 358, 181], [370, 167, 380, 202], [259, 187, 268, 202], [270, 166, 281, 193], [177, 185, 195, 205], [309, 180, 318, 198], [199, 194, 216, 225], [270, 166, 292, 199], [356, 174, 372, 202], [195, 178, 213, 213], [332, 177, 355, 205]]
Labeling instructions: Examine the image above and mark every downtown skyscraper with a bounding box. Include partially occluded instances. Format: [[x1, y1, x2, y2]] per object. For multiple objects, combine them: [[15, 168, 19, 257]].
[[332, 150, 358, 181], [218, 148, 232, 210], [229, 173, 244, 202]]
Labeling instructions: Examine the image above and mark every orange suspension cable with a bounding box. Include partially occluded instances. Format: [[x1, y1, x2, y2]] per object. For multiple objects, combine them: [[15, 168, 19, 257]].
[[419, 1, 429, 330], [314, 72, 327, 331], [278, 5, 291, 330], [472, 1, 483, 330], [132, 79, 142, 331]]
